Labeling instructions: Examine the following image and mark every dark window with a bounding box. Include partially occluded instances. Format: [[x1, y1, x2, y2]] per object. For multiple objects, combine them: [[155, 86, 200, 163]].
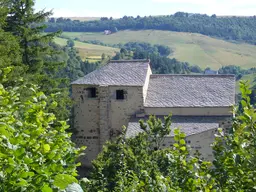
[[116, 90, 124, 100], [87, 87, 96, 98]]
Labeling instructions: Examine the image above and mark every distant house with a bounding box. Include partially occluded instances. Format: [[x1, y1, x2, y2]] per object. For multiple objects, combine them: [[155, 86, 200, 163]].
[[72, 59, 235, 167], [104, 30, 112, 35], [204, 69, 218, 75]]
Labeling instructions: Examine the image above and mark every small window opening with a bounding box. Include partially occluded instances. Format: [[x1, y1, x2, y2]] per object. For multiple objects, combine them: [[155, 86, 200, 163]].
[[87, 87, 96, 98], [116, 90, 124, 100], [80, 95, 84, 102]]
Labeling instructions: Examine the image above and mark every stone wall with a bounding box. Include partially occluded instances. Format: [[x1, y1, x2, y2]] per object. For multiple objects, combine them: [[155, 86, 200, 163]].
[[72, 84, 145, 167], [99, 86, 110, 147], [72, 85, 101, 167], [161, 118, 232, 161], [108, 86, 144, 137]]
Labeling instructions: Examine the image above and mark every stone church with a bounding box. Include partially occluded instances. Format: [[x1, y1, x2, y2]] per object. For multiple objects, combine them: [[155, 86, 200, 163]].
[[72, 59, 235, 167]]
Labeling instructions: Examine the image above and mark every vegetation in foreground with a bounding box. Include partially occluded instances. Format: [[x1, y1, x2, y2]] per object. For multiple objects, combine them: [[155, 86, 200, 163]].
[[0, 68, 85, 191]]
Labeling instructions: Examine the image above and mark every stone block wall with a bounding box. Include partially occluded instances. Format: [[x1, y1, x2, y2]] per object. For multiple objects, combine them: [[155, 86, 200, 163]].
[[73, 82, 233, 166], [73, 84, 145, 167], [72, 85, 101, 167], [99, 86, 110, 147], [108, 86, 144, 137], [161, 118, 232, 161]]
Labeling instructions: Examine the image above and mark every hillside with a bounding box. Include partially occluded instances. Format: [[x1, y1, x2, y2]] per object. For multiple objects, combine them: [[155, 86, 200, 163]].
[[64, 17, 100, 21], [61, 30, 256, 70], [46, 13, 256, 45], [54, 37, 119, 61]]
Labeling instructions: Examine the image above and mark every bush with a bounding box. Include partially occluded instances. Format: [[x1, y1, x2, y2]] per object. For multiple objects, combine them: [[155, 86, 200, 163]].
[[0, 68, 85, 191]]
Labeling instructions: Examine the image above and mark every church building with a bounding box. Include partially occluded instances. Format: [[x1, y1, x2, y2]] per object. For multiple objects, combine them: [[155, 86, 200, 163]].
[[72, 59, 235, 167]]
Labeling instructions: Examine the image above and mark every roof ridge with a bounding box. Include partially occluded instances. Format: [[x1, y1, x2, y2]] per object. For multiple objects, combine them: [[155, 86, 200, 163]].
[[150, 74, 235, 77], [109, 59, 150, 63]]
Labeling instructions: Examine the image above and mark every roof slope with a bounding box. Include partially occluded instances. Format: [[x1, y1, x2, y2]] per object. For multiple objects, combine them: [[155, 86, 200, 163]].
[[126, 116, 228, 138], [72, 60, 149, 86], [145, 75, 235, 107]]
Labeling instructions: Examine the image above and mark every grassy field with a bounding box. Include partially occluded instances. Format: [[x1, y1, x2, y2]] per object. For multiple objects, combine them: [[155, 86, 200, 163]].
[[54, 37, 119, 61], [62, 30, 256, 70]]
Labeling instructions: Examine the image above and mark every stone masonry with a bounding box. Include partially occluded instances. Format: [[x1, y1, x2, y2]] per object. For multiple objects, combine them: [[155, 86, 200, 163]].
[[72, 59, 236, 167]]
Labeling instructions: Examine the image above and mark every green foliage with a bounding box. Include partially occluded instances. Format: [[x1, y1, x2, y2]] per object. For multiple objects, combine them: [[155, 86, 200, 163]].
[[67, 39, 75, 48], [0, 29, 25, 86], [212, 81, 256, 191], [53, 174, 78, 190], [86, 115, 213, 191], [3, 0, 71, 120], [0, 69, 85, 191]]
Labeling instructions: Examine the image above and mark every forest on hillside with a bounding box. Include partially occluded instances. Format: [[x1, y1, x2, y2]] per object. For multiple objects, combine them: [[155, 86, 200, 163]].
[[46, 12, 256, 44]]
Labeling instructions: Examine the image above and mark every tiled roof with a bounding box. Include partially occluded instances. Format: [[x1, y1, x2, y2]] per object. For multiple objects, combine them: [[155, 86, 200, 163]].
[[145, 75, 235, 107], [126, 116, 229, 138], [72, 60, 150, 86]]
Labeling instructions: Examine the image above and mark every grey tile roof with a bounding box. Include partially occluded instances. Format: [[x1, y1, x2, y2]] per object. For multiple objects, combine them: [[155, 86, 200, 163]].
[[145, 75, 235, 107], [126, 116, 229, 138], [72, 60, 150, 86]]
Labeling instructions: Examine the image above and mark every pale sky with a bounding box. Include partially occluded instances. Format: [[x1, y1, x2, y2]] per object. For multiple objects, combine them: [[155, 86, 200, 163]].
[[35, 0, 256, 18]]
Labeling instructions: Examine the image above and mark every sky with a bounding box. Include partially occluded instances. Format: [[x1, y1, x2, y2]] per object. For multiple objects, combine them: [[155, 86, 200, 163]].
[[34, 0, 256, 18]]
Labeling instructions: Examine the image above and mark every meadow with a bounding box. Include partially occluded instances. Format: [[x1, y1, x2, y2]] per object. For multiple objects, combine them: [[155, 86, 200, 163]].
[[54, 37, 119, 61], [61, 30, 256, 70]]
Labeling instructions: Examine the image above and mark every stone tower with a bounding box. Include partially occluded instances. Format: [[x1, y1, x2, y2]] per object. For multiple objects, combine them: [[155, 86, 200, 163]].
[[72, 60, 152, 167]]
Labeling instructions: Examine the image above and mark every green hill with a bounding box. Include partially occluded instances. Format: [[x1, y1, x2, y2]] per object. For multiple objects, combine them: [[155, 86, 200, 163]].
[[54, 37, 119, 61], [64, 17, 100, 21], [61, 30, 256, 70]]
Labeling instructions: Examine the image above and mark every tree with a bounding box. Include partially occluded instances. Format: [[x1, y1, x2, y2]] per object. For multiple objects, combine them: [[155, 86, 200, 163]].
[[0, 68, 85, 191], [212, 81, 256, 191], [0, 29, 24, 85], [101, 53, 106, 60], [49, 17, 56, 23], [0, 0, 25, 86], [100, 17, 108, 21], [67, 39, 75, 48], [211, 14, 217, 18], [5, 0, 70, 120], [86, 115, 213, 191], [112, 26, 118, 33], [120, 48, 127, 55]]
